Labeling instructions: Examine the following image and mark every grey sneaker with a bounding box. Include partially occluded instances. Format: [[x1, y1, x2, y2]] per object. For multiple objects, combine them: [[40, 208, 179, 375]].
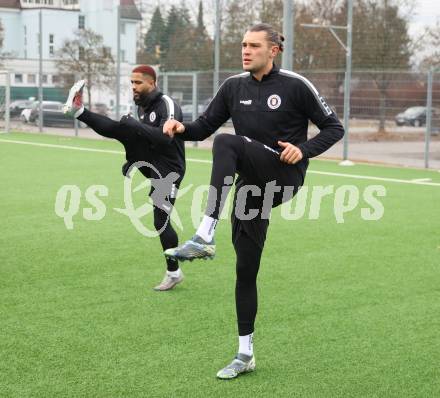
[[216, 353, 256, 380], [63, 79, 85, 118], [164, 235, 215, 262], [153, 270, 184, 291]]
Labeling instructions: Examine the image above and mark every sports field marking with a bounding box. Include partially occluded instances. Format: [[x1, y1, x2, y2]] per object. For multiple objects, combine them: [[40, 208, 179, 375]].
[[410, 178, 432, 182], [1, 138, 440, 187]]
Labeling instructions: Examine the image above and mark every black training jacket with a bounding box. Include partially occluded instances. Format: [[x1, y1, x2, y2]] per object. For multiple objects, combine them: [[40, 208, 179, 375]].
[[183, 64, 344, 160], [123, 89, 185, 177]]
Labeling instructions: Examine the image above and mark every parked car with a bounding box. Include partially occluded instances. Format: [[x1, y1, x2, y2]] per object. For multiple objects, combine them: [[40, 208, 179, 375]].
[[10, 100, 34, 117], [109, 103, 136, 119], [28, 101, 76, 127], [395, 106, 428, 127], [181, 104, 206, 123], [395, 106, 440, 129], [92, 102, 109, 116]]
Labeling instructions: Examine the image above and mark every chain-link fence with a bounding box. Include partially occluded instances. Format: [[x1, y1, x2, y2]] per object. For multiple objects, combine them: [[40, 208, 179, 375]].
[[155, 68, 440, 169], [1, 1, 439, 169]]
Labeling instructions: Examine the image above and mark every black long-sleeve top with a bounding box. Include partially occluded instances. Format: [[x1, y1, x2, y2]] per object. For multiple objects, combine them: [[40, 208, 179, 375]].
[[182, 64, 344, 159], [120, 89, 186, 176]]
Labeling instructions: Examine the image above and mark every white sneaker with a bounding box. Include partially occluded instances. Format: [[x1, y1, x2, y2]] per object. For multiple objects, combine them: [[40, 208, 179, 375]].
[[216, 353, 256, 379], [63, 79, 85, 118], [153, 270, 184, 291]]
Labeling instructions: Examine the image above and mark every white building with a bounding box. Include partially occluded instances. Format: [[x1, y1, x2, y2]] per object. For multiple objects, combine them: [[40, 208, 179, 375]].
[[0, 0, 142, 105]]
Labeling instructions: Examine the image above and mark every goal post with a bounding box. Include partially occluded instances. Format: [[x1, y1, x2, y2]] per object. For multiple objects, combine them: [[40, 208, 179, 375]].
[[0, 70, 11, 134]]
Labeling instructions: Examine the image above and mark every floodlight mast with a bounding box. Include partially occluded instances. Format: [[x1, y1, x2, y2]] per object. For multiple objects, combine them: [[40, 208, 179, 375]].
[[301, 0, 353, 165]]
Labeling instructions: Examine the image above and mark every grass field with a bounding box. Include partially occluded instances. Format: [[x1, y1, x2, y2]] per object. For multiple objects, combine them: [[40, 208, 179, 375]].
[[1, 132, 439, 397]]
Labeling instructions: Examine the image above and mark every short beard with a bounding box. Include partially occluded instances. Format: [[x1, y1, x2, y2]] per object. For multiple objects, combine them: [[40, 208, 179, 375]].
[[133, 94, 143, 105]]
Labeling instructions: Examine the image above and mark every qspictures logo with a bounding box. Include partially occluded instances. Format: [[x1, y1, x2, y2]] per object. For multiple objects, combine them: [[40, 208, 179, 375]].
[[54, 162, 386, 237]]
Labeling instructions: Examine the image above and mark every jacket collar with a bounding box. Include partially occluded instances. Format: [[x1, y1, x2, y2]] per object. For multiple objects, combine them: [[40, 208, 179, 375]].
[[138, 89, 162, 111], [250, 63, 279, 82]]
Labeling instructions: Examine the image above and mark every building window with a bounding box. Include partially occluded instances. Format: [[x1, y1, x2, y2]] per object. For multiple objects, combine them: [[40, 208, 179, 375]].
[[28, 74, 36, 84], [79, 46, 85, 60], [49, 34, 54, 56], [121, 50, 126, 62], [15, 74, 23, 84], [78, 15, 85, 29], [42, 75, 48, 84], [52, 75, 60, 84], [121, 23, 125, 35]]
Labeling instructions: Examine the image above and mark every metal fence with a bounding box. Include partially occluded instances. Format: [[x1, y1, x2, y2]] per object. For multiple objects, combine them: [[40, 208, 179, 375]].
[[155, 69, 440, 169], [0, 71, 440, 169], [0, 68, 439, 169]]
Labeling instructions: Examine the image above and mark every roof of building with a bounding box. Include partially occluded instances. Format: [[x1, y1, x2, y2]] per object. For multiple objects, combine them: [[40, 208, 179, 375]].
[[0, 0, 21, 9], [120, 0, 142, 21], [0, 1, 142, 20]]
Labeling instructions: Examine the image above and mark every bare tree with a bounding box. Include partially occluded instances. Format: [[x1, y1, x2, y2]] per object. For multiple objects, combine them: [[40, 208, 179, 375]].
[[56, 29, 115, 107], [420, 20, 440, 70], [351, 0, 413, 132]]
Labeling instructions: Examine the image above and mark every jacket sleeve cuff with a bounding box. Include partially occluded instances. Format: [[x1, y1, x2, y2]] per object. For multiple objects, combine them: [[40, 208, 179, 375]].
[[298, 143, 310, 159]]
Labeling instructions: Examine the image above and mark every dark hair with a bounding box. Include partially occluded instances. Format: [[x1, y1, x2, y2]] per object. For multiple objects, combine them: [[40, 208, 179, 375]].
[[132, 65, 156, 81], [248, 23, 285, 52]]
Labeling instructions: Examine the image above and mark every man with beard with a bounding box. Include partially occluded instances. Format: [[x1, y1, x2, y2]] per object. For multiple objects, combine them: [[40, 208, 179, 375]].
[[63, 65, 186, 291]]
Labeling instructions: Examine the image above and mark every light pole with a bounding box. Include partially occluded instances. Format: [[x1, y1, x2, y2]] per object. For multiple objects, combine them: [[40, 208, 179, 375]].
[[302, 0, 354, 166], [213, 0, 221, 96], [282, 0, 294, 71], [424, 66, 438, 169], [38, 8, 43, 132], [116, 5, 121, 120]]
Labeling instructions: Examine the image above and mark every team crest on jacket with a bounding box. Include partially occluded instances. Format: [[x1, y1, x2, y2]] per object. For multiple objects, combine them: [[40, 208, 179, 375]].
[[267, 94, 281, 110], [149, 112, 156, 122]]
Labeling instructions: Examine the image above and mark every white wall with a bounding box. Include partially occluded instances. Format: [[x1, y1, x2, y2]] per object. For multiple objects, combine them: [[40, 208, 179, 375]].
[[0, 2, 139, 63], [0, 8, 22, 57]]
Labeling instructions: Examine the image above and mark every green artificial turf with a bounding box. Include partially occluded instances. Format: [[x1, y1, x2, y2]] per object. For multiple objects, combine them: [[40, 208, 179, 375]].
[[0, 132, 439, 397]]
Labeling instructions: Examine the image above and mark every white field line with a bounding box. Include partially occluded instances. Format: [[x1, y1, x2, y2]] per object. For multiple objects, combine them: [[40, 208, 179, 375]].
[[410, 178, 432, 182], [1, 138, 440, 187]]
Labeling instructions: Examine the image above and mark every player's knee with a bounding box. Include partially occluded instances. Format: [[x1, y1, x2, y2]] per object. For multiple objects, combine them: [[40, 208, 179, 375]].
[[213, 133, 241, 153]]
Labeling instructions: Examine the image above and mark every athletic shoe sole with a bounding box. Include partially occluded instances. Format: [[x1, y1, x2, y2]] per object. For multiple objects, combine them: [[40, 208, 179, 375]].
[[63, 79, 86, 115]]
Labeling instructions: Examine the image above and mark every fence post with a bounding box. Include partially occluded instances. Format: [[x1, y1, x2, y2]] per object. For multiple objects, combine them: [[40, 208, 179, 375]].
[[163, 73, 168, 96], [192, 72, 198, 148], [5, 71, 10, 134], [74, 73, 79, 137], [425, 68, 433, 169]]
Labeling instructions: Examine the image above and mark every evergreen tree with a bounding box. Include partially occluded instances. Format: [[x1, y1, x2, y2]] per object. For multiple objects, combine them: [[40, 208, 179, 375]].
[[143, 7, 165, 63]]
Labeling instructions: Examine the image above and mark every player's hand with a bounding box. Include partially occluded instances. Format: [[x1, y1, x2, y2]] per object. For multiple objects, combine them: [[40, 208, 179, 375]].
[[163, 119, 185, 137], [278, 141, 303, 164]]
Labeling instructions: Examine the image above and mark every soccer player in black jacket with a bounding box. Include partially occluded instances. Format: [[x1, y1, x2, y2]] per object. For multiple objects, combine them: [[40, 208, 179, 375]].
[[63, 65, 186, 292], [163, 24, 345, 378]]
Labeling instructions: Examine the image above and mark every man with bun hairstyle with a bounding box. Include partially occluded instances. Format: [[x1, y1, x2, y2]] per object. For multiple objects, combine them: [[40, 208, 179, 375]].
[[63, 65, 186, 292], [163, 23, 344, 378]]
